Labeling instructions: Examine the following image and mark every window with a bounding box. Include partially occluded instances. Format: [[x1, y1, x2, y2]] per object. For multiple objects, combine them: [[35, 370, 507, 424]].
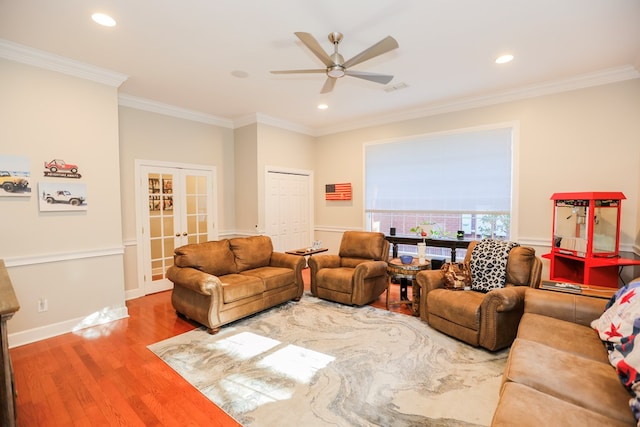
[[365, 126, 513, 258]]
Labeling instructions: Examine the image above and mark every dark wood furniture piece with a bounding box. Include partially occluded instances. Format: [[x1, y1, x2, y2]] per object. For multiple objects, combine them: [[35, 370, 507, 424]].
[[387, 257, 430, 316], [285, 247, 329, 257], [539, 280, 617, 300], [385, 235, 473, 262], [0, 260, 19, 427]]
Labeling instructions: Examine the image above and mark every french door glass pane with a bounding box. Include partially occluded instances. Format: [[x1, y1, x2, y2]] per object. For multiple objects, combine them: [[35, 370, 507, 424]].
[[148, 172, 175, 281]]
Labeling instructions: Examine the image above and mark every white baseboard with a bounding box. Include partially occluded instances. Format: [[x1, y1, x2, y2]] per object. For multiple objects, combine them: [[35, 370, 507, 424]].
[[8, 305, 129, 348], [125, 288, 146, 301]]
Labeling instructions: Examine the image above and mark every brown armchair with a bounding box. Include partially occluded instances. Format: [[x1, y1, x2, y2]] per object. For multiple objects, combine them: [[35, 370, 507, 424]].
[[309, 231, 390, 306], [416, 240, 542, 351]]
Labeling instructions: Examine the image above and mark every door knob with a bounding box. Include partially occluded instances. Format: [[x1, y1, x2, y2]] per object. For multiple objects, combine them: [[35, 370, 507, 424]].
[[183, 232, 188, 236]]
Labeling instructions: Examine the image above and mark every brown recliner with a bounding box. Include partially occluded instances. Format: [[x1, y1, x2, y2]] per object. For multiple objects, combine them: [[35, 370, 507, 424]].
[[416, 240, 542, 351], [309, 231, 390, 306]]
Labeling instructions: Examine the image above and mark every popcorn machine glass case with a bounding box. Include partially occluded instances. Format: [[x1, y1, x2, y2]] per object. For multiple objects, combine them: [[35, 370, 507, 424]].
[[544, 191, 640, 288], [552, 193, 622, 258]]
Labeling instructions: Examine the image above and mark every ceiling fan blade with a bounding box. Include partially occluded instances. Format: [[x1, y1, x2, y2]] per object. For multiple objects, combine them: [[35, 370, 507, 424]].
[[294, 32, 334, 67], [270, 69, 326, 74], [345, 70, 394, 85], [342, 36, 399, 69], [320, 77, 336, 94]]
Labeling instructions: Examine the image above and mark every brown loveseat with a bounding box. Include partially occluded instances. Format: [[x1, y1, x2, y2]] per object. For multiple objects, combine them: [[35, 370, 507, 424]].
[[166, 235, 305, 333], [492, 288, 636, 426]]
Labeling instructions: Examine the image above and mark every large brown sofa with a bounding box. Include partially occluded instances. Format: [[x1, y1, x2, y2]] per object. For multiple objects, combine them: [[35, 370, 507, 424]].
[[166, 235, 305, 333], [491, 288, 636, 426]]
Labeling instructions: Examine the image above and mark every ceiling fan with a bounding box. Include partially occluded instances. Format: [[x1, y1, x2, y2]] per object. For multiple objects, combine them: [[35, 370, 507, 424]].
[[271, 32, 399, 94]]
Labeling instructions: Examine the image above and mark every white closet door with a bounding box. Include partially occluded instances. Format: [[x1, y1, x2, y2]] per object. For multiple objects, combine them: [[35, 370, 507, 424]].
[[139, 164, 216, 295], [265, 170, 311, 252]]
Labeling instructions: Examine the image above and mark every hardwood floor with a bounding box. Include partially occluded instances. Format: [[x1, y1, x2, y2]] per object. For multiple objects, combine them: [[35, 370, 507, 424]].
[[10, 269, 414, 426]]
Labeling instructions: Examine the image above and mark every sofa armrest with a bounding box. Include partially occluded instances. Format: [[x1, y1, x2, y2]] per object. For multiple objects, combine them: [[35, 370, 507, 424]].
[[166, 265, 223, 297], [524, 288, 607, 327], [353, 260, 388, 282], [270, 252, 306, 292], [308, 255, 341, 294], [416, 269, 446, 293], [479, 286, 528, 351]]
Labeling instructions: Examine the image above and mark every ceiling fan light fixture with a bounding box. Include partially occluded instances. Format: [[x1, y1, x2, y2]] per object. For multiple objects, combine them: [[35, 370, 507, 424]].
[[327, 65, 345, 78]]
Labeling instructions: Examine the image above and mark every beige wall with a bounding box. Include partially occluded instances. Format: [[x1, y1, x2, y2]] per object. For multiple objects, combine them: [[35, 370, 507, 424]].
[[233, 123, 259, 235], [234, 122, 316, 235], [0, 59, 127, 345], [118, 106, 234, 296], [314, 79, 640, 279]]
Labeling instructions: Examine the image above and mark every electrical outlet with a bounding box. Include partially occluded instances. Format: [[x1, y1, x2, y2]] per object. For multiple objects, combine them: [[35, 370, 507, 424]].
[[38, 297, 48, 312]]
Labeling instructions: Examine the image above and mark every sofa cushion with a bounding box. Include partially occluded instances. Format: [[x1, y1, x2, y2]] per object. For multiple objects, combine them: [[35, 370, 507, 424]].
[[492, 382, 631, 427], [503, 338, 635, 424], [427, 289, 484, 331], [230, 236, 273, 272], [240, 266, 295, 291], [219, 274, 264, 304], [173, 239, 237, 276], [316, 268, 354, 294], [517, 312, 609, 363]]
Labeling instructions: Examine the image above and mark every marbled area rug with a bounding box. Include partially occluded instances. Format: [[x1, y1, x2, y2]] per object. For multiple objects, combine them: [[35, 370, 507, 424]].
[[148, 294, 508, 427]]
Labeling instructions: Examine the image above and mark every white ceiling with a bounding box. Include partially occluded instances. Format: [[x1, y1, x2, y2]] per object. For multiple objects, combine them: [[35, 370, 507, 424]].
[[1, 0, 639, 135]]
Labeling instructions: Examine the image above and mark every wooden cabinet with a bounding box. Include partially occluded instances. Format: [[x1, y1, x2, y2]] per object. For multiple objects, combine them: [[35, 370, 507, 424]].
[[0, 260, 19, 426], [543, 192, 640, 288]]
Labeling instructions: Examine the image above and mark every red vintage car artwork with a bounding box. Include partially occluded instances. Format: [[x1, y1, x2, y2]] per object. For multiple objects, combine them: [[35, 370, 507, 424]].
[[44, 159, 79, 174]]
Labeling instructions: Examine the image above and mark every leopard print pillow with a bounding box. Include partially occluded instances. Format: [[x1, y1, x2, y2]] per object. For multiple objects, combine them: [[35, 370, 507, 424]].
[[469, 239, 519, 292]]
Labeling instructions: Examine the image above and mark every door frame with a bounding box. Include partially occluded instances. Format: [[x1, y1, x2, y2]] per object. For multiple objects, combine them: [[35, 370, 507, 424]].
[[134, 159, 218, 296], [264, 166, 314, 252]]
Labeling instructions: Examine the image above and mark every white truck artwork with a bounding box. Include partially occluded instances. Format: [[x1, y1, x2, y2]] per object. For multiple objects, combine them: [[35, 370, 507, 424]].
[[43, 190, 85, 206]]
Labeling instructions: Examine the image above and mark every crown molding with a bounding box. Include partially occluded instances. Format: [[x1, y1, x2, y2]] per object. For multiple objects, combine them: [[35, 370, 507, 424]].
[[0, 38, 128, 87], [118, 94, 234, 128], [316, 65, 640, 136], [234, 113, 315, 136]]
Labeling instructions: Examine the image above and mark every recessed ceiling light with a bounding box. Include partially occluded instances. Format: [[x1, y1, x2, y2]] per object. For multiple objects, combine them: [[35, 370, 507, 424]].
[[495, 54, 514, 64], [317, 104, 328, 110], [92, 13, 116, 27]]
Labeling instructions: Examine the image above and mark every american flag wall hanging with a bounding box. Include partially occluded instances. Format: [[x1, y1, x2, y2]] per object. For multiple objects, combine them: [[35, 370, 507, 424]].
[[325, 183, 352, 200]]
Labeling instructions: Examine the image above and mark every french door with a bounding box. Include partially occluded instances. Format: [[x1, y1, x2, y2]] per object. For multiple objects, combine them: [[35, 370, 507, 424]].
[[138, 162, 217, 295]]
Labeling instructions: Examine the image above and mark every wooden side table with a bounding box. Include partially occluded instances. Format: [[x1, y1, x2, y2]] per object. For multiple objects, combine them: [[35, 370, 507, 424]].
[[387, 258, 430, 316], [285, 247, 328, 267]]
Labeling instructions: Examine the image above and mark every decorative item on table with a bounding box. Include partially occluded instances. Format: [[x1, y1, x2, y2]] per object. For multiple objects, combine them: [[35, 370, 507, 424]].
[[457, 230, 464, 240], [410, 221, 435, 237], [399, 255, 413, 265], [389, 227, 396, 236], [312, 240, 322, 250], [417, 242, 426, 265]]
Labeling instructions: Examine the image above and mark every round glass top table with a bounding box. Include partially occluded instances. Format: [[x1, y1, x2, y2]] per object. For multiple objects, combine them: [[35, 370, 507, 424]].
[[386, 257, 431, 316]]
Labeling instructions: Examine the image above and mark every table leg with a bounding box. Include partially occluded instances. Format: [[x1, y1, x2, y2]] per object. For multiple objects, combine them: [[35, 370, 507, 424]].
[[400, 278, 409, 301], [411, 280, 420, 317]]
